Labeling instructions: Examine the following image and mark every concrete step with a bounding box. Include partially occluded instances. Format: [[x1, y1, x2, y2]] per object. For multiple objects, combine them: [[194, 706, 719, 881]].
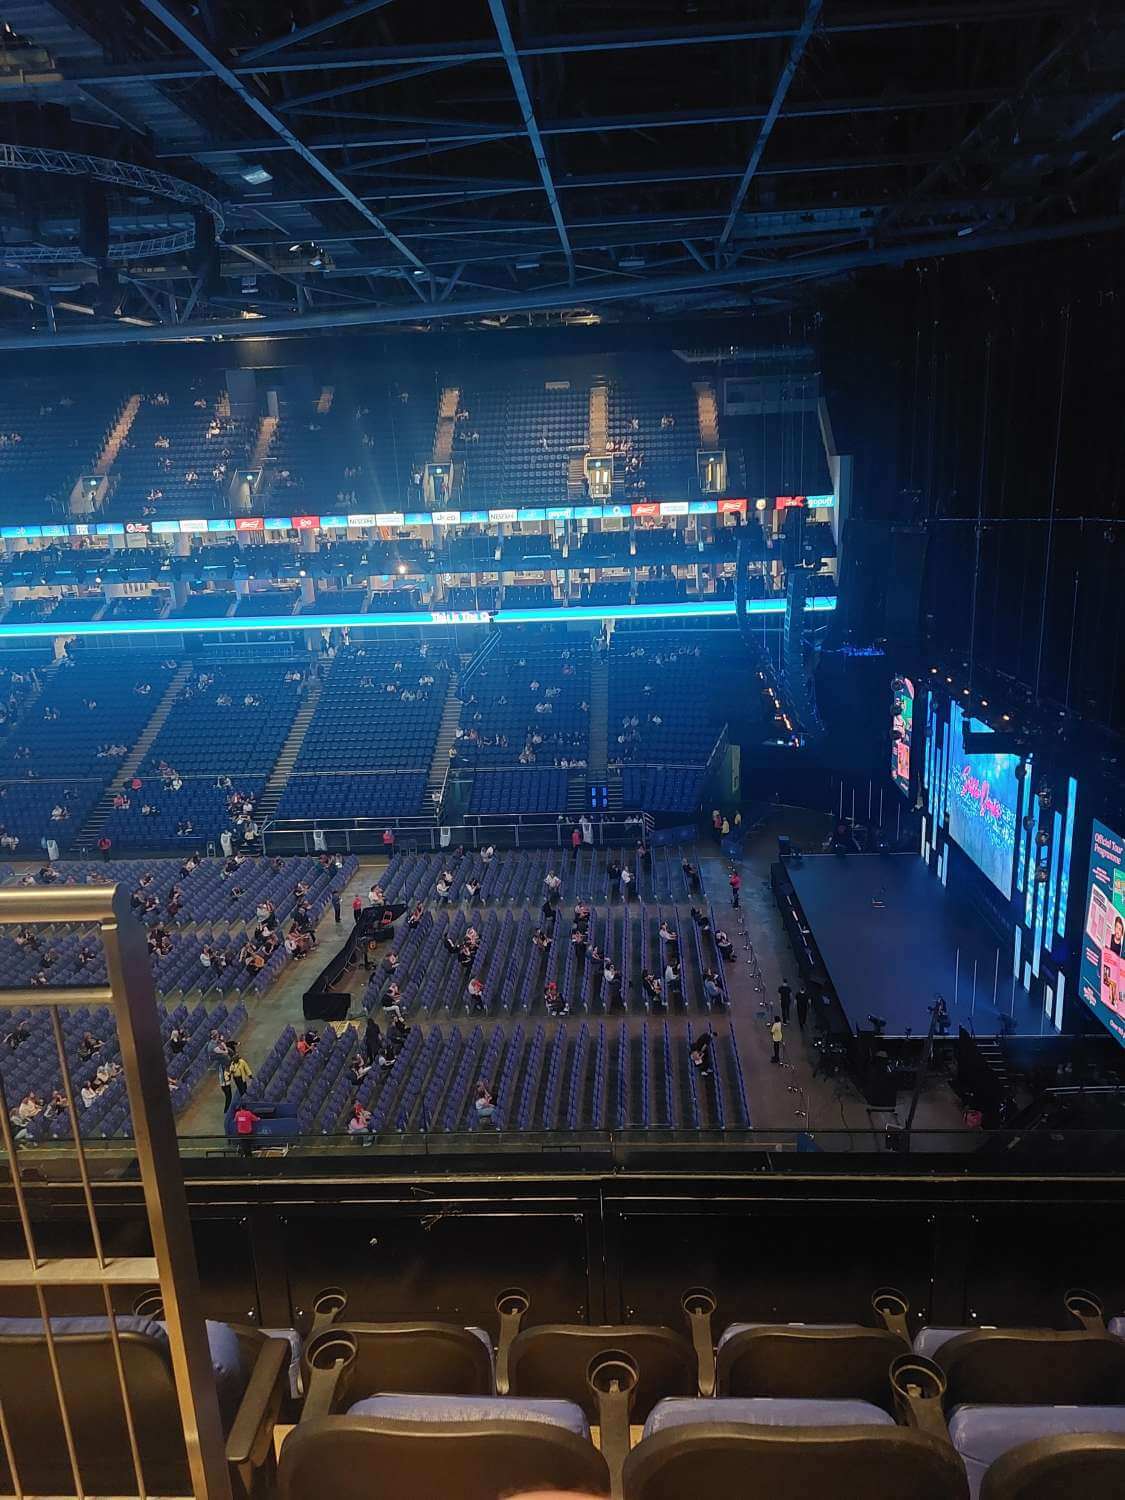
[[427, 675, 463, 819], [587, 646, 609, 777], [254, 679, 323, 823], [95, 393, 143, 475]]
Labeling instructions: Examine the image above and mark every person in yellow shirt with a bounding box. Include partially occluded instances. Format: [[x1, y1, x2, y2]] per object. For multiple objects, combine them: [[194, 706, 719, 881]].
[[770, 1017, 783, 1065], [227, 1050, 254, 1100]]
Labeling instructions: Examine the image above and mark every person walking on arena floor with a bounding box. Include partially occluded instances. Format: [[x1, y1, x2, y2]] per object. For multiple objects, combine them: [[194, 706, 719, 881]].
[[770, 1015, 783, 1065], [778, 981, 792, 1023], [729, 869, 741, 907], [227, 1048, 253, 1099], [331, 889, 341, 923], [352, 893, 362, 923], [796, 987, 810, 1028]]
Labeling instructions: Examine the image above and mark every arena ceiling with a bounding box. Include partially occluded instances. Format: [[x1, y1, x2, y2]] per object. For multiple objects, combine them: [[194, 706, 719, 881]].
[[0, 0, 1122, 347]]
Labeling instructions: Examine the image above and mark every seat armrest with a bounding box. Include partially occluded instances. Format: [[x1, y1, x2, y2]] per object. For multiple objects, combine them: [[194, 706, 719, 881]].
[[227, 1321, 271, 1375], [226, 1336, 289, 1471]]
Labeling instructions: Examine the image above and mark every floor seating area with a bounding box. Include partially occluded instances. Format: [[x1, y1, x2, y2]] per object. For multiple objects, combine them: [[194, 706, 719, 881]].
[[380, 846, 704, 907], [0, 997, 244, 1140], [11, 853, 355, 931], [364, 898, 727, 1023], [7, 1292, 1125, 1499]]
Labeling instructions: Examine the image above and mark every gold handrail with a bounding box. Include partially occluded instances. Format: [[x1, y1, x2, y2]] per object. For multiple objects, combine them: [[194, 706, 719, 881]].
[[0, 882, 231, 1499]]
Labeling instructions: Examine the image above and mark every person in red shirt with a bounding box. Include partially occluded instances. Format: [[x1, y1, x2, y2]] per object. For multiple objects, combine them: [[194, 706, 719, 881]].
[[571, 826, 581, 853], [352, 894, 363, 923], [233, 1106, 259, 1156], [382, 827, 395, 852], [97, 835, 112, 862], [729, 870, 741, 908]]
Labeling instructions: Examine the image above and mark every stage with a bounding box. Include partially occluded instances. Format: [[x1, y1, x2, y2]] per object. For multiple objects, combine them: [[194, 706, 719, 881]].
[[784, 853, 1048, 1040]]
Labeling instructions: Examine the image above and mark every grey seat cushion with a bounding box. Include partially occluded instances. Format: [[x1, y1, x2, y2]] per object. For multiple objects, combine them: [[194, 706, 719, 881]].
[[0, 1315, 245, 1427], [644, 1397, 895, 1439], [950, 1403, 1125, 1500], [347, 1393, 589, 1437]]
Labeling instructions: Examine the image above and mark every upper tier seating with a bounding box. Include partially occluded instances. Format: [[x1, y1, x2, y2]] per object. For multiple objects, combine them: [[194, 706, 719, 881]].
[[0, 381, 121, 520], [609, 634, 753, 769], [0, 650, 178, 780], [608, 374, 700, 497], [0, 780, 104, 853], [110, 382, 252, 519], [356, 381, 440, 507], [294, 643, 449, 773], [142, 661, 307, 776], [276, 771, 427, 821], [458, 375, 589, 504], [263, 392, 371, 510], [453, 639, 590, 768], [102, 776, 266, 847]]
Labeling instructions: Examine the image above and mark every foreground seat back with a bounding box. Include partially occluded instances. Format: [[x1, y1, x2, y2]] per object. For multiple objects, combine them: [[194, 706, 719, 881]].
[[279, 1413, 610, 1500], [0, 1319, 192, 1494], [506, 1323, 698, 1421], [622, 1422, 969, 1500], [301, 1321, 494, 1413], [716, 1325, 908, 1408], [935, 1330, 1125, 1408], [980, 1431, 1125, 1499]]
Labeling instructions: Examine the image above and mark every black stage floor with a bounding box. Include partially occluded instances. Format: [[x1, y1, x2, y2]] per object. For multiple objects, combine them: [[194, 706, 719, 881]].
[[786, 853, 1048, 1039]]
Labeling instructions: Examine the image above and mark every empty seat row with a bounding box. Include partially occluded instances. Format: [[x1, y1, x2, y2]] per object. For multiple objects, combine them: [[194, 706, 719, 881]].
[[12, 1287, 1125, 1499]]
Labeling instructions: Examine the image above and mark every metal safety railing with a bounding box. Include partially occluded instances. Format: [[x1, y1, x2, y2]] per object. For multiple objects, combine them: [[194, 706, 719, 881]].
[[0, 883, 230, 1499]]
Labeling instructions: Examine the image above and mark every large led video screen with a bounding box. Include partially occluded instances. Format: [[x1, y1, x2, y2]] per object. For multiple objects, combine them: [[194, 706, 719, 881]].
[[891, 676, 914, 796], [1079, 820, 1125, 1047], [946, 702, 1021, 900]]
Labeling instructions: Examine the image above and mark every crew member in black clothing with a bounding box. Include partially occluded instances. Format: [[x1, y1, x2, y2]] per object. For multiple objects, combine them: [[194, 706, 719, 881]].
[[778, 981, 792, 1023], [795, 987, 809, 1028]]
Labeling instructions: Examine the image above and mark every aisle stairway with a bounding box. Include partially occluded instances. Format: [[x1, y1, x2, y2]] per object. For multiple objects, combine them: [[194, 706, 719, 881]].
[[588, 383, 608, 455], [587, 647, 609, 778], [567, 453, 587, 500], [426, 673, 463, 818], [250, 414, 277, 466], [252, 679, 322, 825], [94, 394, 142, 475], [433, 386, 460, 465], [75, 662, 192, 846], [694, 380, 720, 448]]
